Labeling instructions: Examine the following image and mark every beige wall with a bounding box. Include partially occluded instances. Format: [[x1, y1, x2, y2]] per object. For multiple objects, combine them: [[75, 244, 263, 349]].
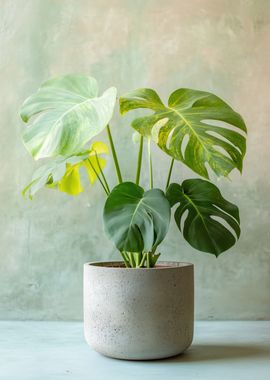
[[0, 0, 269, 319]]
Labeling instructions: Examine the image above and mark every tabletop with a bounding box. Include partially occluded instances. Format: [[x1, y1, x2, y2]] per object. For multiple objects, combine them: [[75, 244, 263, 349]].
[[1, 321, 270, 380]]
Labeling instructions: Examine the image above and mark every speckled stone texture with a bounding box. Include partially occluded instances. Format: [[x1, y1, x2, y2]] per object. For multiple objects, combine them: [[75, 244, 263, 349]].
[[84, 261, 194, 360]]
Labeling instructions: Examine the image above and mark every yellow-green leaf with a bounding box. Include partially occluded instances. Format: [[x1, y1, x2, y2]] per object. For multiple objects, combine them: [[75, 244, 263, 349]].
[[58, 164, 83, 195], [22, 141, 109, 198], [90, 141, 109, 155], [84, 156, 106, 184]]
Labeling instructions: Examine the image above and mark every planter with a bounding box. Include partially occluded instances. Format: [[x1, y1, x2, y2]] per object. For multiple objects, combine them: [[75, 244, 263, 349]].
[[84, 261, 194, 360]]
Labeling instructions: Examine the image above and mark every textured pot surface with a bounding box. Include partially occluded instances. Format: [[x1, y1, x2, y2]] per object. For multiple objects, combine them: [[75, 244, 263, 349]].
[[84, 261, 194, 360]]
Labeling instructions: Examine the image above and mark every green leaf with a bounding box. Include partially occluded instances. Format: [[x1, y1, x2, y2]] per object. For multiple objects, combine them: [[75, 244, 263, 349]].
[[20, 74, 117, 160], [22, 142, 109, 198], [166, 179, 241, 256], [103, 182, 171, 252], [120, 88, 247, 179]]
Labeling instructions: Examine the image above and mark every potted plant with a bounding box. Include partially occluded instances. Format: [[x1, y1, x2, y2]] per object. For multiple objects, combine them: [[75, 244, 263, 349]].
[[20, 74, 247, 360]]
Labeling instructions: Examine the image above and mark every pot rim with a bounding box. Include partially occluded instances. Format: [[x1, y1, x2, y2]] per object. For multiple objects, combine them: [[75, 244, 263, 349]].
[[84, 261, 193, 270]]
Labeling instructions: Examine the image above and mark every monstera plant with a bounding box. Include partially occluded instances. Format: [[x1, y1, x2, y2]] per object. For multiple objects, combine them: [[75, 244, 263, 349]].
[[21, 74, 246, 268]]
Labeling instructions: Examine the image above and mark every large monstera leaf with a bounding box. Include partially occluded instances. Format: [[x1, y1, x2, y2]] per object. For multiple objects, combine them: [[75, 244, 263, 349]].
[[120, 88, 247, 179], [23, 142, 108, 198], [103, 182, 171, 253], [166, 179, 241, 256], [20, 74, 117, 160]]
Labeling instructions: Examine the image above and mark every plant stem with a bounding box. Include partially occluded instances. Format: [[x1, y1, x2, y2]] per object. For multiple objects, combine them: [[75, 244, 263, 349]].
[[165, 158, 175, 190], [128, 252, 136, 268], [88, 159, 109, 196], [106, 124, 123, 184], [139, 252, 147, 267], [120, 251, 130, 268], [120, 251, 161, 268], [134, 252, 142, 267], [94, 152, 110, 194], [146, 252, 151, 268], [135, 136, 144, 185], [148, 138, 153, 189]]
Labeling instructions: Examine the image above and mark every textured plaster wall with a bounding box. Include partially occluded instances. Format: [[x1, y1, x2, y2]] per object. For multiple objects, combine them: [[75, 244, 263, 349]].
[[0, 0, 269, 320]]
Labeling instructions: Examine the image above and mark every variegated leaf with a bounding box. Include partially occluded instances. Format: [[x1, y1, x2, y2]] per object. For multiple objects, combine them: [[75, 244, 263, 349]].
[[21, 74, 116, 160]]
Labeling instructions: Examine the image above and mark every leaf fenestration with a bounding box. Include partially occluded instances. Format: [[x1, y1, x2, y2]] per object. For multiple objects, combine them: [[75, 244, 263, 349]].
[[120, 88, 247, 179], [166, 179, 241, 256]]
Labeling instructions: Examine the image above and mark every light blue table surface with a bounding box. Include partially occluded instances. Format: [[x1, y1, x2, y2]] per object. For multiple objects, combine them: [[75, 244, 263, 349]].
[[0, 321, 269, 380]]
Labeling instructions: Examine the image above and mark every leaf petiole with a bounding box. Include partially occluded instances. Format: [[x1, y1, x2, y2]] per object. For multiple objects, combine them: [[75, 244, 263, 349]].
[[87, 159, 109, 196], [135, 136, 144, 185], [166, 158, 175, 190], [106, 124, 123, 184], [148, 138, 153, 189], [94, 152, 110, 194]]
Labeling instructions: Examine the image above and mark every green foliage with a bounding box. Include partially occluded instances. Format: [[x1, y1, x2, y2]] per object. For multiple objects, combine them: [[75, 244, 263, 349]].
[[120, 88, 247, 179], [21, 75, 247, 267], [166, 179, 240, 256], [103, 182, 171, 253], [20, 74, 116, 159]]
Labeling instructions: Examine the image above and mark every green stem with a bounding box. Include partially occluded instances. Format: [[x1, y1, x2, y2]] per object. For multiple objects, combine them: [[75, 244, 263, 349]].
[[134, 252, 142, 267], [128, 252, 136, 267], [135, 136, 144, 185], [120, 251, 160, 268], [146, 252, 151, 268], [166, 158, 175, 190], [88, 159, 109, 196], [139, 252, 147, 267], [94, 152, 110, 194], [106, 125, 123, 184], [120, 251, 130, 268], [148, 138, 153, 189]]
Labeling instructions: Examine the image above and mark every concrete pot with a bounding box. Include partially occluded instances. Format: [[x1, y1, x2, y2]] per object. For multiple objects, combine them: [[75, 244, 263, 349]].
[[84, 261, 194, 360]]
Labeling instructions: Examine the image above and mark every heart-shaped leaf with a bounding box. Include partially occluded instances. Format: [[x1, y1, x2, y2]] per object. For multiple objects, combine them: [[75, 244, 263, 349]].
[[166, 179, 240, 256], [23, 142, 108, 198], [20, 74, 117, 160], [103, 182, 171, 252], [120, 88, 247, 179]]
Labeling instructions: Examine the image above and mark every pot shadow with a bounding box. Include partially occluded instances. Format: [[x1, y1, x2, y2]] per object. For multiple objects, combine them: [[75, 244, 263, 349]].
[[160, 344, 270, 363]]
